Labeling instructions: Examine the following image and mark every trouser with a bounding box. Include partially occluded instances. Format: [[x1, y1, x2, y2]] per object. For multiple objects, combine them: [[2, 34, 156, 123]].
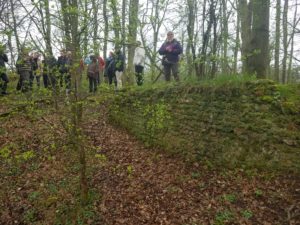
[[135, 65, 144, 86], [107, 71, 116, 86], [35, 75, 41, 87], [17, 71, 30, 92], [29, 71, 41, 88], [88, 77, 97, 92], [48, 73, 57, 89], [43, 74, 49, 88], [96, 72, 100, 85], [164, 63, 179, 81], [65, 74, 71, 90], [115, 70, 123, 89], [0, 72, 9, 94], [29, 71, 34, 89], [59, 72, 64, 87]]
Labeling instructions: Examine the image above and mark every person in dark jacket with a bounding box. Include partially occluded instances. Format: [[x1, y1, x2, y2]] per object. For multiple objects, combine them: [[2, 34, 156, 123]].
[[29, 52, 42, 88], [44, 52, 57, 89], [158, 31, 183, 81], [114, 48, 125, 90], [0, 44, 9, 95], [104, 51, 116, 86], [57, 49, 67, 88], [16, 48, 32, 92]]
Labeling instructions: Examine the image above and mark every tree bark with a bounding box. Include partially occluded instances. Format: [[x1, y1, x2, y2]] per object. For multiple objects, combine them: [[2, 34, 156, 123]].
[[103, 0, 108, 59], [274, 0, 281, 82], [186, 0, 196, 77], [248, 0, 270, 78], [127, 0, 139, 84], [110, 0, 121, 48], [221, 0, 228, 74], [282, 0, 288, 83], [238, 0, 252, 74]]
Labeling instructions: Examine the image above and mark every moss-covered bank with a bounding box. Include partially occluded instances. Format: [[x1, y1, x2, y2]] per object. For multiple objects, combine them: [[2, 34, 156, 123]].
[[109, 80, 300, 173]]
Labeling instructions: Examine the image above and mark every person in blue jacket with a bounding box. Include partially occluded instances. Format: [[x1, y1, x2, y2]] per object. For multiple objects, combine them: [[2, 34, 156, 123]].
[[158, 31, 183, 81]]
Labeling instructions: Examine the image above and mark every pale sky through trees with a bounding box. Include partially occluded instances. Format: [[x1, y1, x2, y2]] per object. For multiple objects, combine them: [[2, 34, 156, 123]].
[[0, 0, 299, 71]]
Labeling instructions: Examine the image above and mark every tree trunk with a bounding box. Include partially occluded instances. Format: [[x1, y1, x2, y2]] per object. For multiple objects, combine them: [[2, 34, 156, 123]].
[[233, 0, 240, 74], [127, 0, 139, 84], [211, 0, 218, 78], [59, 0, 88, 205], [282, 0, 288, 83], [82, 0, 89, 56], [186, 0, 196, 77], [110, 0, 121, 48], [274, 0, 281, 82], [9, 0, 20, 52], [44, 0, 53, 55], [238, 0, 252, 74], [103, 0, 108, 60], [221, 0, 228, 74], [287, 0, 299, 82], [122, 0, 126, 54], [92, 0, 99, 54], [248, 0, 270, 78], [198, 0, 214, 79], [60, 0, 72, 51]]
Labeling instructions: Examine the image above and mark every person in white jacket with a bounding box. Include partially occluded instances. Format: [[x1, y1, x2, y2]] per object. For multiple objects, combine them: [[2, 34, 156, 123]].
[[133, 41, 145, 86]]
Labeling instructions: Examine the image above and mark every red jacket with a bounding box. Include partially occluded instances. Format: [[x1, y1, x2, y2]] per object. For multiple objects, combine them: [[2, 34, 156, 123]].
[[98, 56, 105, 71]]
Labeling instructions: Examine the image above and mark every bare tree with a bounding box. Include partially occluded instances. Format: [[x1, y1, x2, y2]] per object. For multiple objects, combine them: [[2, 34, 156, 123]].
[[127, 0, 139, 84], [274, 0, 281, 82], [282, 0, 288, 83]]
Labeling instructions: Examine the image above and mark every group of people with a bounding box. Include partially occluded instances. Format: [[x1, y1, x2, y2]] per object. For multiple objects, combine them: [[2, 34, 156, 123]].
[[14, 48, 72, 93], [0, 31, 182, 95]]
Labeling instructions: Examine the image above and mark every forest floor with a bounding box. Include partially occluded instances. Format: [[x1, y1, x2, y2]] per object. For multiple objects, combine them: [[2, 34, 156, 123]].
[[0, 94, 299, 225]]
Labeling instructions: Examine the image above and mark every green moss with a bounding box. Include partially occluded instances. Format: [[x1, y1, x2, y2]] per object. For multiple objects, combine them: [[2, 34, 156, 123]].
[[260, 95, 274, 103], [109, 80, 300, 173]]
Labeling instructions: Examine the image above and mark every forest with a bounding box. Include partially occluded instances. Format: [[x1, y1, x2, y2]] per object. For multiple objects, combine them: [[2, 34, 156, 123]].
[[0, 0, 299, 224]]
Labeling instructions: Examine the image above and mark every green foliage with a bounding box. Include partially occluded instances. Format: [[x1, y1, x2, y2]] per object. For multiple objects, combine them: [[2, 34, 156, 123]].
[[127, 164, 133, 176], [54, 189, 101, 225], [95, 153, 107, 165], [0, 145, 12, 159], [23, 208, 38, 223], [142, 101, 171, 145], [16, 150, 35, 162], [108, 79, 300, 173], [254, 189, 263, 197], [191, 172, 201, 179], [222, 193, 237, 203], [241, 209, 253, 219], [214, 210, 234, 225], [28, 191, 41, 202]]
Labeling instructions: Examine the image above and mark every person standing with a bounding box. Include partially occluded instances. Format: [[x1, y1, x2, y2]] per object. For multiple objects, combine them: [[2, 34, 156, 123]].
[[0, 44, 9, 95], [133, 41, 145, 86], [30, 52, 42, 88], [87, 55, 99, 93], [97, 54, 105, 85], [16, 48, 32, 92], [44, 52, 57, 89], [57, 49, 67, 88], [114, 48, 125, 90], [158, 31, 183, 81], [104, 51, 116, 86]]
